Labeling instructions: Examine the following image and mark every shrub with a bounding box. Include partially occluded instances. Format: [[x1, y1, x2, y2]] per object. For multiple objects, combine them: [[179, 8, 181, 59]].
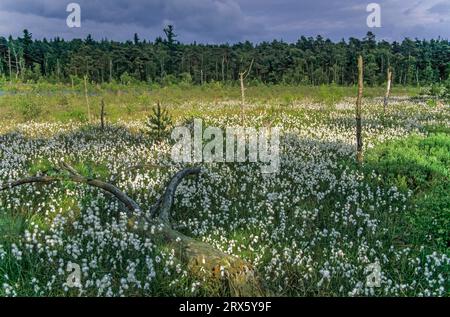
[[179, 72, 193, 85], [66, 109, 88, 122], [161, 74, 178, 87], [315, 84, 345, 106], [120, 72, 134, 85], [20, 100, 42, 121]]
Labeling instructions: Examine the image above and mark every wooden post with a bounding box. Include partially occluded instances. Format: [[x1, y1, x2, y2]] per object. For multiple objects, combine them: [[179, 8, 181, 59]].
[[84, 75, 91, 123], [383, 68, 392, 115], [356, 55, 364, 164]]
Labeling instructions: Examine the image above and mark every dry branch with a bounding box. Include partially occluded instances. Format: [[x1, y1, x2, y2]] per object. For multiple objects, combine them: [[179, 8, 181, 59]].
[[158, 167, 201, 224], [0, 163, 265, 296], [1, 176, 58, 191]]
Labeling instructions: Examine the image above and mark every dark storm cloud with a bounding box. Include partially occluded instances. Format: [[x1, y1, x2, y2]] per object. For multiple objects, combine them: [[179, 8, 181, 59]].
[[428, 1, 450, 14], [0, 0, 266, 42], [0, 0, 448, 42]]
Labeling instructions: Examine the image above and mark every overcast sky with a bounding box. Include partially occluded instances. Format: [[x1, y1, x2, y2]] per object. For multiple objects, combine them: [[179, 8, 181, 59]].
[[0, 0, 448, 43]]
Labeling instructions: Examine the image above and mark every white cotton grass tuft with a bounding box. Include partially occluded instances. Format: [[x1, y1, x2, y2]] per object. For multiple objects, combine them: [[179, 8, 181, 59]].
[[0, 101, 448, 297]]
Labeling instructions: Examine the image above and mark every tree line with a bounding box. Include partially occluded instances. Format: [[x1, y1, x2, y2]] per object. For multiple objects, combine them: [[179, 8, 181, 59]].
[[0, 27, 448, 86]]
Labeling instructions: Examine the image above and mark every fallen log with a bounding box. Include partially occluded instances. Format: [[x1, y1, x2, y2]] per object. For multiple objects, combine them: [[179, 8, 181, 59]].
[[0, 162, 266, 296]]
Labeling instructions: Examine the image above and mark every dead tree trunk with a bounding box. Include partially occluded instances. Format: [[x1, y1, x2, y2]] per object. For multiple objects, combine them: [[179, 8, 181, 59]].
[[12, 46, 19, 80], [84, 75, 91, 122], [20, 58, 25, 82], [239, 59, 254, 123], [8, 47, 12, 84], [56, 59, 61, 81], [356, 55, 364, 164], [0, 163, 266, 297], [221, 55, 226, 83], [100, 99, 106, 130], [109, 58, 113, 82], [240, 72, 245, 107], [383, 68, 392, 115]]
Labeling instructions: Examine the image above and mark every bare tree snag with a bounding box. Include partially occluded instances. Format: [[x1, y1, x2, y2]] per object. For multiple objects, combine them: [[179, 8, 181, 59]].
[[84, 75, 91, 122], [239, 59, 254, 123], [356, 55, 364, 164], [8, 47, 12, 84], [109, 58, 113, 82], [11, 45, 19, 79], [383, 68, 392, 115], [0, 163, 266, 297], [56, 59, 61, 81], [240, 73, 245, 105], [100, 99, 106, 130], [221, 55, 226, 83]]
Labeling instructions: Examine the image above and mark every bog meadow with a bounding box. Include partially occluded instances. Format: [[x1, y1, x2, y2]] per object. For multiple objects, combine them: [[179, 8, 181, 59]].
[[0, 28, 449, 297]]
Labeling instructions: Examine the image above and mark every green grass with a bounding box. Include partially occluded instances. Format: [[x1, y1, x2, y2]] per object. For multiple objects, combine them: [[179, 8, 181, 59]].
[[365, 133, 450, 252], [0, 82, 420, 124]]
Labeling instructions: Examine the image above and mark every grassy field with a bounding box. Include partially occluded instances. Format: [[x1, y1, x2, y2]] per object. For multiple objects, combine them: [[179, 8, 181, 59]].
[[0, 81, 420, 123], [0, 83, 448, 297]]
